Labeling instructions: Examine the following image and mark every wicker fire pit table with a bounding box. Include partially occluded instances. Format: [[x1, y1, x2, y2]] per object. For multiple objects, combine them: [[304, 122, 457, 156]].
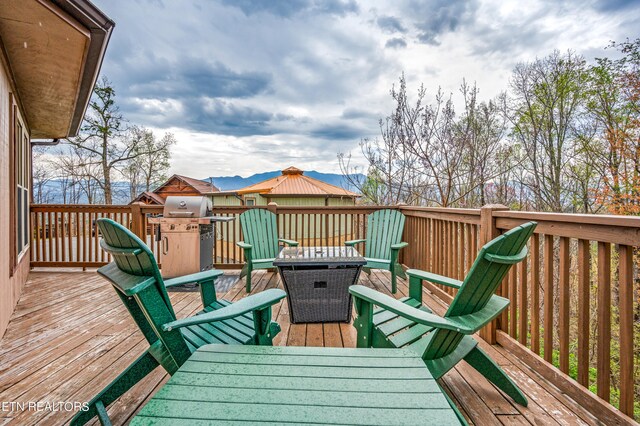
[[274, 246, 366, 323]]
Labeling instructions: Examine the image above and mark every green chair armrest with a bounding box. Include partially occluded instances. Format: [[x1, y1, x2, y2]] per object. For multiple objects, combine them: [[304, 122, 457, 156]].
[[484, 246, 528, 264], [350, 285, 510, 334], [350, 285, 470, 333], [278, 238, 299, 246], [391, 242, 409, 250], [406, 269, 462, 289], [162, 289, 287, 331], [236, 241, 253, 250], [344, 239, 366, 246], [164, 269, 224, 288]]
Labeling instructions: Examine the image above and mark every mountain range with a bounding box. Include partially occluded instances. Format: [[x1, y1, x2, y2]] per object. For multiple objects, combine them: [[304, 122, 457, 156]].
[[34, 170, 364, 204], [204, 170, 364, 192]]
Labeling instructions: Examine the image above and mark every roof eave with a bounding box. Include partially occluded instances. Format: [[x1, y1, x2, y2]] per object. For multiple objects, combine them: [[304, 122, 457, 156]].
[[51, 0, 115, 137], [264, 193, 360, 198]]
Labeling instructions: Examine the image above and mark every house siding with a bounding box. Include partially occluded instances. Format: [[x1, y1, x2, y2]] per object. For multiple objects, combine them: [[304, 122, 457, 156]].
[[211, 195, 243, 206], [0, 54, 30, 338], [222, 195, 356, 207]]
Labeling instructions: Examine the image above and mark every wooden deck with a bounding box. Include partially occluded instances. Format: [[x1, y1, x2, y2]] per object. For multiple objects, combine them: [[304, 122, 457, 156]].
[[0, 269, 602, 426]]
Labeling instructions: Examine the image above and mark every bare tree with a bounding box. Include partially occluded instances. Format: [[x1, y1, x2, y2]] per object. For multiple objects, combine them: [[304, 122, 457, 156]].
[[456, 83, 515, 207], [121, 127, 176, 201], [53, 144, 102, 203], [508, 50, 588, 212], [66, 77, 172, 204], [341, 75, 516, 207], [31, 146, 55, 203]]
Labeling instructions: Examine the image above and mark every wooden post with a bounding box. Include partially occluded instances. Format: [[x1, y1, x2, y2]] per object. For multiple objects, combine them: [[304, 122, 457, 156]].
[[130, 202, 144, 239], [478, 204, 508, 344]]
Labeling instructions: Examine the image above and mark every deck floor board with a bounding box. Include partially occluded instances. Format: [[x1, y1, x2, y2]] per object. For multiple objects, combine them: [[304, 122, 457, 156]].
[[0, 269, 600, 425]]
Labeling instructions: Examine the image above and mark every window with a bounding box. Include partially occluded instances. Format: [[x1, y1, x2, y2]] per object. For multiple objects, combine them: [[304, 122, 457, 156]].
[[245, 197, 256, 206], [13, 104, 29, 260]]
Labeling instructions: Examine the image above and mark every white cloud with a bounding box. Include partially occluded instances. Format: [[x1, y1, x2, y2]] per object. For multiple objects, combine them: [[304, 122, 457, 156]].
[[91, 0, 640, 178]]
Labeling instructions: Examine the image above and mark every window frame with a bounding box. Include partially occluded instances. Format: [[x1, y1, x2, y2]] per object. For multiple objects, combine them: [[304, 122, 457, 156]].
[[10, 97, 30, 272]]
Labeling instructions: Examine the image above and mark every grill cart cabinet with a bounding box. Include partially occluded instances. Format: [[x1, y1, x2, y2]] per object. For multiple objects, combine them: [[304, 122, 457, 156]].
[[274, 247, 366, 323], [149, 196, 234, 278]]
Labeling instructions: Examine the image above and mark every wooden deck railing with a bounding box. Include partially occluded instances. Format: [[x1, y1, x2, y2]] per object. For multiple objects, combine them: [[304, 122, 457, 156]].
[[399, 205, 640, 423], [31, 204, 384, 268], [29, 202, 639, 422]]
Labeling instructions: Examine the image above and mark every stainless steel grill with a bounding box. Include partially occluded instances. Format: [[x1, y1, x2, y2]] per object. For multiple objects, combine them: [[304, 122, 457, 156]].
[[163, 196, 211, 218], [152, 196, 233, 279]]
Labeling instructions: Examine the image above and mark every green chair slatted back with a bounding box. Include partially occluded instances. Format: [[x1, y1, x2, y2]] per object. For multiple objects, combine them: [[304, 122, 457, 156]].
[[422, 222, 536, 361], [239, 209, 280, 260], [98, 218, 175, 316], [96, 219, 190, 369], [365, 209, 406, 259]]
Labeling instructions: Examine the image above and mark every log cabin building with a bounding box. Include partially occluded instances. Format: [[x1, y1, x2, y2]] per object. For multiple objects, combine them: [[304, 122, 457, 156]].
[[129, 174, 219, 205], [0, 0, 113, 336]]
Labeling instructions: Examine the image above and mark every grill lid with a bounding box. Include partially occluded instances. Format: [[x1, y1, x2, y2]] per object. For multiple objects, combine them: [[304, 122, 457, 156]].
[[163, 196, 211, 218]]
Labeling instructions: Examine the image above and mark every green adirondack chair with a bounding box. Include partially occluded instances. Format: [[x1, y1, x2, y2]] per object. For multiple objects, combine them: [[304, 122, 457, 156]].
[[237, 209, 298, 292], [72, 218, 286, 426], [345, 209, 408, 294], [349, 221, 537, 407]]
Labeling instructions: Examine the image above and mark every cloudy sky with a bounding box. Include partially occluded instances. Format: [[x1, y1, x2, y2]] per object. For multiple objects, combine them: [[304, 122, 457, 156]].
[[91, 0, 640, 178]]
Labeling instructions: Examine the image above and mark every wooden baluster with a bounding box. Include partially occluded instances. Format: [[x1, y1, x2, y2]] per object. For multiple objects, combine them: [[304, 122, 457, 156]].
[[83, 211, 88, 263], [47, 211, 53, 262], [596, 242, 611, 402], [500, 274, 508, 334], [457, 223, 463, 283], [438, 220, 444, 276], [33, 211, 40, 262], [518, 247, 528, 345], [326, 214, 330, 247], [55, 211, 60, 262], [93, 211, 100, 263], [577, 239, 590, 387], [75, 211, 80, 264], [618, 244, 634, 417], [558, 237, 570, 374], [449, 221, 456, 294], [543, 234, 554, 363], [509, 266, 517, 338], [530, 233, 540, 355], [425, 218, 431, 271], [60, 211, 66, 263], [90, 211, 95, 262], [67, 211, 73, 262]]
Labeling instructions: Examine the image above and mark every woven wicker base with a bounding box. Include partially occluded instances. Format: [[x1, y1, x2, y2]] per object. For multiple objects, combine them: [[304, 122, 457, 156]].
[[281, 267, 360, 323]]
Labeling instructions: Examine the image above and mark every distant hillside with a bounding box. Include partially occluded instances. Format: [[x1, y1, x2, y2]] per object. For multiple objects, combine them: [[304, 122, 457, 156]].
[[205, 170, 364, 192]]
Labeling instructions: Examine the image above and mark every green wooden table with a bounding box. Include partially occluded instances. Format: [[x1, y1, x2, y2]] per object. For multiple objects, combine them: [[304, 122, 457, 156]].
[[131, 344, 462, 425]]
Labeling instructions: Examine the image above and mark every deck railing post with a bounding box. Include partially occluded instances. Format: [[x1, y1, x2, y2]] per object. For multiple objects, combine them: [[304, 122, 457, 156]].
[[130, 202, 145, 239], [479, 204, 509, 344]]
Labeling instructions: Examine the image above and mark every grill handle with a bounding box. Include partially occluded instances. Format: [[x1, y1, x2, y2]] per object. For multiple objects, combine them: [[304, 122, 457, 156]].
[[166, 211, 194, 217], [162, 236, 169, 255]]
